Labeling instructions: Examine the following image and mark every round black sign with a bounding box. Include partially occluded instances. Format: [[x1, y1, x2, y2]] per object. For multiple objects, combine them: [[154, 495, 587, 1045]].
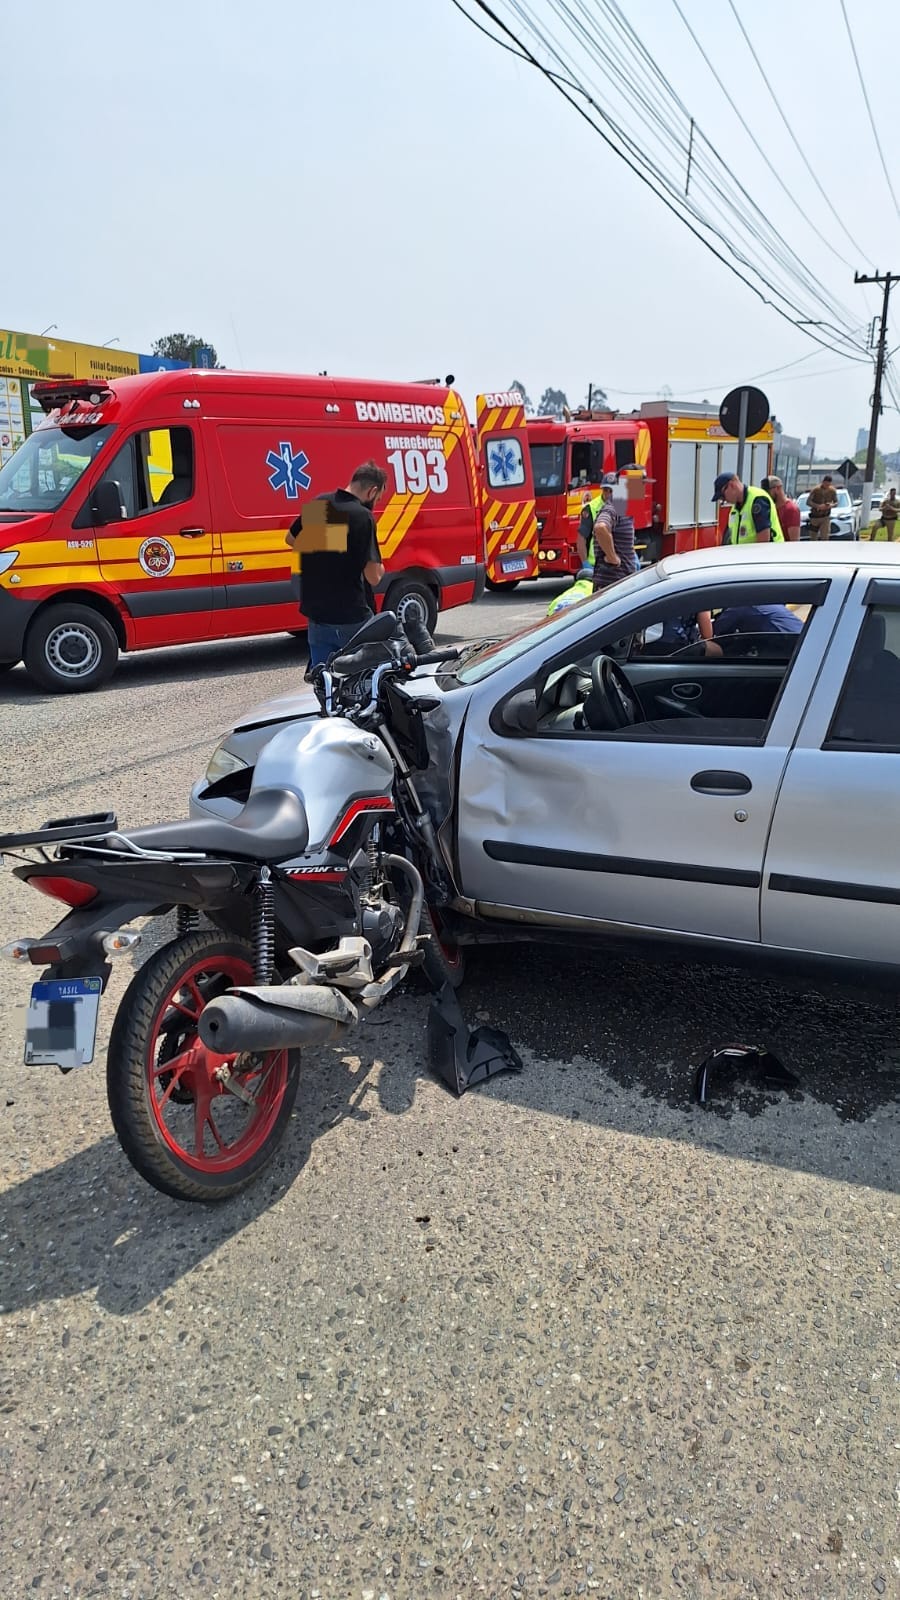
[[719, 385, 770, 438]]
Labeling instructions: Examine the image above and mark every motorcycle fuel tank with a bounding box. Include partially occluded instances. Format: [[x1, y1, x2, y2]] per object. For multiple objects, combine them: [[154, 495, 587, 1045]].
[[252, 716, 395, 850]]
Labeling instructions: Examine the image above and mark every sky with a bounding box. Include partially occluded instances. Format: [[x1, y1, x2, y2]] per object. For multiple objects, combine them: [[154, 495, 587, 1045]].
[[6, 0, 900, 458]]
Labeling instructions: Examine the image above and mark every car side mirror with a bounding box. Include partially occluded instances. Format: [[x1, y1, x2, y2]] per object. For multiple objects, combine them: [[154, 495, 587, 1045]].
[[91, 479, 126, 525], [643, 622, 664, 644], [501, 689, 538, 734]]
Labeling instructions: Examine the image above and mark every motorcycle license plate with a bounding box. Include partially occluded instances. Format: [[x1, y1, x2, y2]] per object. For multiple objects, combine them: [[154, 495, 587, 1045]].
[[501, 556, 528, 574], [24, 977, 102, 1070]]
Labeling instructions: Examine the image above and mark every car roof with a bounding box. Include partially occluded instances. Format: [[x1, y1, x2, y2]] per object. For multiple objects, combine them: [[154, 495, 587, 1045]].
[[655, 542, 900, 580]]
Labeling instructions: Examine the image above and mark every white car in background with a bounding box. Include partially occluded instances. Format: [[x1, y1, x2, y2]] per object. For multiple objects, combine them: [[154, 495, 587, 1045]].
[[797, 489, 857, 540]]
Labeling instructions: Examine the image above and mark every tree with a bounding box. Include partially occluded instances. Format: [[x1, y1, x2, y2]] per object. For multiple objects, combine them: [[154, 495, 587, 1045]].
[[536, 386, 569, 419], [151, 332, 219, 366], [855, 445, 886, 483], [509, 378, 532, 412], [582, 382, 609, 410]]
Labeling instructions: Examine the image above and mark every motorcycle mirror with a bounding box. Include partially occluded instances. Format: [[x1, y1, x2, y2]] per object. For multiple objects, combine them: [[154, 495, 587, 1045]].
[[346, 611, 400, 647]]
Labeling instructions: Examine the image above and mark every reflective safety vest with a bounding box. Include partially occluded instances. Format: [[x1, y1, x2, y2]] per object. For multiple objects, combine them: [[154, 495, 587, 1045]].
[[547, 575, 593, 617], [725, 486, 784, 545]]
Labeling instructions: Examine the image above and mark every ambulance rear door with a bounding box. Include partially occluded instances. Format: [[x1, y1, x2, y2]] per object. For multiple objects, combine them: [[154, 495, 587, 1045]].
[[476, 391, 539, 586]]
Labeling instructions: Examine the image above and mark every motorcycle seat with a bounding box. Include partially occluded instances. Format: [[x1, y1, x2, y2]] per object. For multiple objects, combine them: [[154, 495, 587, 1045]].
[[122, 787, 310, 862]]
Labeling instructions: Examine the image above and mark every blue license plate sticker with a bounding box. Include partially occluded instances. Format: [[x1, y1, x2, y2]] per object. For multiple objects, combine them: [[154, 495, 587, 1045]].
[[24, 977, 102, 1069], [502, 556, 528, 574]]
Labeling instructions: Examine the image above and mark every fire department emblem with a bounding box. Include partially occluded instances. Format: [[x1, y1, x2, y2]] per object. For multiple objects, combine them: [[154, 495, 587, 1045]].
[[138, 536, 176, 578]]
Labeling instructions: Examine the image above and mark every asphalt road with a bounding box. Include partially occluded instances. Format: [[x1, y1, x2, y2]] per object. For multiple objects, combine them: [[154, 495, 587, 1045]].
[[1, 584, 898, 1600]]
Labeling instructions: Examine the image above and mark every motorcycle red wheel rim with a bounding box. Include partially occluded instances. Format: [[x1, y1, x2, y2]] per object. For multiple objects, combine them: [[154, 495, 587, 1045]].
[[146, 954, 290, 1173]]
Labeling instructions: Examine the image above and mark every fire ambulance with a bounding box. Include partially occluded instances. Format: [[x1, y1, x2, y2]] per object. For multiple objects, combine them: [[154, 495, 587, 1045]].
[[526, 400, 774, 577], [0, 370, 538, 692]]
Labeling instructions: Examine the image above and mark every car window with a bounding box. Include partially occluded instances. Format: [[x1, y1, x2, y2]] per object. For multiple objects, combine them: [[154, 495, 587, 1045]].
[[826, 605, 900, 749], [522, 584, 819, 745], [100, 426, 194, 521]]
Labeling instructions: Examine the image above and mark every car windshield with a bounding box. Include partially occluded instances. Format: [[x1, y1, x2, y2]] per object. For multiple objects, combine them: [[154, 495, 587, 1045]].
[[529, 443, 565, 494], [0, 424, 114, 513], [456, 565, 660, 682]]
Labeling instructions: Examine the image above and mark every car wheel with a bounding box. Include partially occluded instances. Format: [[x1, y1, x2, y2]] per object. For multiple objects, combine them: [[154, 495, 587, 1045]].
[[24, 604, 119, 693], [385, 579, 438, 636]]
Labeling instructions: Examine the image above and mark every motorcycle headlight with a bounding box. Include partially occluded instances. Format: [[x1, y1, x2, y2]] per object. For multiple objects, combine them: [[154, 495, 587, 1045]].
[[205, 745, 249, 784]]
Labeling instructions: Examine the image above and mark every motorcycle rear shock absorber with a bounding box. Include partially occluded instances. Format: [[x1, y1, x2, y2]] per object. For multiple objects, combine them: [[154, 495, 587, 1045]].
[[253, 866, 275, 984], [176, 906, 199, 937]]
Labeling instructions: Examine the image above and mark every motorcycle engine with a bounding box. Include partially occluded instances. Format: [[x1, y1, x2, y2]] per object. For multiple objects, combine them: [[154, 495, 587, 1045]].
[[361, 899, 406, 969]]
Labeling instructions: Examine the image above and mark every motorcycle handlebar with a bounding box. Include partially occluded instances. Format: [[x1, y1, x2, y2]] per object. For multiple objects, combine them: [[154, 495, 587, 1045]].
[[414, 648, 461, 666]]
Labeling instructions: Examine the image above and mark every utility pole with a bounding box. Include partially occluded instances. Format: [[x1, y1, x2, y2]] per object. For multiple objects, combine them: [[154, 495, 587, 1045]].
[[855, 270, 900, 531]]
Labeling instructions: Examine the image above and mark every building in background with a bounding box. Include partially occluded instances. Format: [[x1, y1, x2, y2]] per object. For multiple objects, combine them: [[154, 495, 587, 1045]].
[[856, 427, 869, 455], [772, 431, 801, 495], [0, 327, 188, 464]]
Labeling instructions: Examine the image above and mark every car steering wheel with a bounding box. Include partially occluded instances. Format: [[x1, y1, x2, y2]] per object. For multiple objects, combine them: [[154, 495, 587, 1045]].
[[588, 653, 645, 730]]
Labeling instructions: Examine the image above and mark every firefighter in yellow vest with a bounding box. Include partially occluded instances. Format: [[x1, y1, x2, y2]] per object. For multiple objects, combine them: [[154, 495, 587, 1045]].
[[712, 472, 784, 544]]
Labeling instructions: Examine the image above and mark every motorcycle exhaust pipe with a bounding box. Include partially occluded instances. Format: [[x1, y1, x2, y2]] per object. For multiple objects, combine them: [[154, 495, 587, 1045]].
[[198, 984, 357, 1055]]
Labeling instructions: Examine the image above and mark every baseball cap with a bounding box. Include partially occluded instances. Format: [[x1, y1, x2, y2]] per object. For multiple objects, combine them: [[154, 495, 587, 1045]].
[[711, 472, 737, 502], [600, 472, 618, 488]]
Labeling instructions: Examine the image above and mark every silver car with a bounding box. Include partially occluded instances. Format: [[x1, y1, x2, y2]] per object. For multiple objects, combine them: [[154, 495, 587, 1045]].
[[194, 544, 900, 985]]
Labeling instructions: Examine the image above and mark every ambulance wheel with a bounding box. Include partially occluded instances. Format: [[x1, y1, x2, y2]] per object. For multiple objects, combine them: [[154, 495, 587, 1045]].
[[24, 604, 119, 693], [385, 580, 438, 637], [485, 577, 520, 592]]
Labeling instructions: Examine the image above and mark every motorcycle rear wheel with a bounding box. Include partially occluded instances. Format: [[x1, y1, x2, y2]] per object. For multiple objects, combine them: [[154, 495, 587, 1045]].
[[107, 934, 300, 1202]]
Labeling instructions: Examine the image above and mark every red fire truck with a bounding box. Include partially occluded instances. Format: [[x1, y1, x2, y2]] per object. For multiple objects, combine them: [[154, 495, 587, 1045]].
[[0, 370, 538, 692], [526, 400, 775, 578]]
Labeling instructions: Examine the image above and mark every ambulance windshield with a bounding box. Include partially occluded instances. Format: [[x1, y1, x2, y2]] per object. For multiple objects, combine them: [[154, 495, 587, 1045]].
[[0, 424, 114, 513]]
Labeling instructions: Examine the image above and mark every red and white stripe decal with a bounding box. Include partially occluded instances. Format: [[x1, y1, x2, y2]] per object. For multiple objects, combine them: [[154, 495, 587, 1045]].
[[285, 870, 347, 883], [328, 796, 394, 847]]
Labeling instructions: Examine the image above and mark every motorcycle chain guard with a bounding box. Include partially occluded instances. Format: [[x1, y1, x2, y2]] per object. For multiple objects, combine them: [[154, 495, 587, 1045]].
[[427, 983, 524, 1097]]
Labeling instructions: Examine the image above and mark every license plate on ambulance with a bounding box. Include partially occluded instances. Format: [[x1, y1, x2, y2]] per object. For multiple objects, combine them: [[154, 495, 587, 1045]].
[[24, 977, 102, 1070], [501, 556, 529, 574]]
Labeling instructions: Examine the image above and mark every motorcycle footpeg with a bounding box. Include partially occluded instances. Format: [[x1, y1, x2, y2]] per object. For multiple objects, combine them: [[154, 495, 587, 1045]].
[[289, 937, 374, 986]]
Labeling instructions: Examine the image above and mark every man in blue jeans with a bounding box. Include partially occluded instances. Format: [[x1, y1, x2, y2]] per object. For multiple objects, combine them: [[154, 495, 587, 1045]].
[[286, 460, 386, 669]]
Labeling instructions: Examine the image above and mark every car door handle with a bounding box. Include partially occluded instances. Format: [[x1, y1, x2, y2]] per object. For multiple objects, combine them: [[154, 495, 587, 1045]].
[[178, 527, 206, 538], [691, 770, 752, 795]]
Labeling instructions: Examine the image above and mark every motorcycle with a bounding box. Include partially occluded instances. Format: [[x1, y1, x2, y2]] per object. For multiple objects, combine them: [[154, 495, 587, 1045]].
[[1, 613, 466, 1203]]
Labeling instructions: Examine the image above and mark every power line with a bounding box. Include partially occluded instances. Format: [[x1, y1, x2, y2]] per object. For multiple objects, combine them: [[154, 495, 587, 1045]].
[[604, 357, 862, 399], [838, 0, 900, 226], [725, 0, 870, 264], [452, 0, 870, 361], [500, 0, 868, 353], [447, 0, 530, 60], [587, 0, 867, 340], [546, 0, 865, 336], [669, 0, 863, 274]]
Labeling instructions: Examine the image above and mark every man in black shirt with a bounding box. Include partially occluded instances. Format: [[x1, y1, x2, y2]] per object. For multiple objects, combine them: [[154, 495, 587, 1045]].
[[286, 460, 387, 668]]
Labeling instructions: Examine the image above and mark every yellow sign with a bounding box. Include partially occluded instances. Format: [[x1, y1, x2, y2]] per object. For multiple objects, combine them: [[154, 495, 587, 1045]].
[[668, 413, 773, 443], [0, 328, 140, 383]]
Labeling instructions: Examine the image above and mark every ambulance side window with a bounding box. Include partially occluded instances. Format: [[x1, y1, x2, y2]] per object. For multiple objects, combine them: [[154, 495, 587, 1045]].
[[97, 427, 194, 521]]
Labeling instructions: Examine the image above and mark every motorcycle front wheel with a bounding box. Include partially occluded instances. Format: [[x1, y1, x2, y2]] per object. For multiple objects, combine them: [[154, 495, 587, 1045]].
[[106, 934, 300, 1203]]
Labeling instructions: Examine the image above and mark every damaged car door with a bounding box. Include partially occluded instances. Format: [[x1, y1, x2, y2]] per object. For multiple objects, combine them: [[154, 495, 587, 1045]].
[[455, 571, 849, 944]]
